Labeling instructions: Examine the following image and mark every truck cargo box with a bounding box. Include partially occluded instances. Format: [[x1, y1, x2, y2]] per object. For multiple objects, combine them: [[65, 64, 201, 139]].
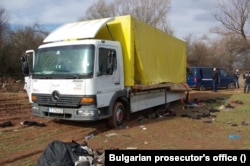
[[96, 15, 187, 86]]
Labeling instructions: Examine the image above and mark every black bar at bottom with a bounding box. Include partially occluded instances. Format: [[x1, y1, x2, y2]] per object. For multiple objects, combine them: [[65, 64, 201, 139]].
[[105, 150, 250, 166]]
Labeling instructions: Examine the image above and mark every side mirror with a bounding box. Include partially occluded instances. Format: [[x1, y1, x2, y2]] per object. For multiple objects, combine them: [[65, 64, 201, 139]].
[[21, 55, 30, 76], [21, 50, 35, 76]]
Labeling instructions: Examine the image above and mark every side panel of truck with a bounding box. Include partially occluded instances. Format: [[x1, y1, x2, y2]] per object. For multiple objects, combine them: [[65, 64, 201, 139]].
[[130, 90, 185, 113]]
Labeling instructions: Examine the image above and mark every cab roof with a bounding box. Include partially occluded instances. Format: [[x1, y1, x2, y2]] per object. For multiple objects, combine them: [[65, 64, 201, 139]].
[[43, 17, 114, 43]]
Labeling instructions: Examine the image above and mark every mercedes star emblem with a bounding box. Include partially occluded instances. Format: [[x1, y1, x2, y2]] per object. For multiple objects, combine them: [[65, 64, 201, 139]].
[[52, 91, 60, 101]]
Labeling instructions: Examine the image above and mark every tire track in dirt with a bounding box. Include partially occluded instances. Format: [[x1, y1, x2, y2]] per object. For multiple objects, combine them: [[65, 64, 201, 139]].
[[1, 89, 242, 165], [0, 91, 110, 165], [0, 119, 109, 165]]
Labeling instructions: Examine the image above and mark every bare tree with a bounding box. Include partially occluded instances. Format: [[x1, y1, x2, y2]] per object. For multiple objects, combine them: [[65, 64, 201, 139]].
[[0, 8, 10, 77], [212, 0, 250, 71], [212, 36, 235, 71], [80, 0, 173, 34], [79, 0, 115, 20], [114, 0, 172, 33], [0, 8, 9, 39], [213, 0, 250, 41], [3, 24, 47, 78], [184, 34, 234, 71], [184, 34, 212, 66]]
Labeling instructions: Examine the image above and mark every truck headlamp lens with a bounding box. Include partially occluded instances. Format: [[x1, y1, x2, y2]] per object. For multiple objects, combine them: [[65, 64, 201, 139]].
[[31, 95, 38, 102], [80, 97, 95, 105]]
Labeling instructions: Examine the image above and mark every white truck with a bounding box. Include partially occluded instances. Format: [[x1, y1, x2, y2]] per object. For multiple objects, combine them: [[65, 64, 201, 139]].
[[21, 15, 190, 128]]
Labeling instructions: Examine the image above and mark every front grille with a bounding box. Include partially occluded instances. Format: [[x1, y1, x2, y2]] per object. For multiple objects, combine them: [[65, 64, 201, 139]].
[[37, 94, 81, 108]]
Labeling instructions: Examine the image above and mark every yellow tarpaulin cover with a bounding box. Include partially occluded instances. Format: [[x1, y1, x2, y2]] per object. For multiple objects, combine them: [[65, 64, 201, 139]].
[[96, 15, 187, 86]]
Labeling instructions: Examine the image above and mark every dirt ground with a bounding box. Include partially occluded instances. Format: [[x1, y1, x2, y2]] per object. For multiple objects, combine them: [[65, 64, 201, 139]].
[[0, 86, 249, 165]]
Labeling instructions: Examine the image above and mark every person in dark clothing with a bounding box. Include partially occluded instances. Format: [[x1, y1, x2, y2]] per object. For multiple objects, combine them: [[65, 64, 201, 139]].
[[233, 69, 240, 88], [243, 71, 250, 93], [212, 67, 219, 92]]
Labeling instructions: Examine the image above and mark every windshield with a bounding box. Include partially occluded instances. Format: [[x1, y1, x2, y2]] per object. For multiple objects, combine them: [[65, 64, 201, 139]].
[[33, 45, 95, 78]]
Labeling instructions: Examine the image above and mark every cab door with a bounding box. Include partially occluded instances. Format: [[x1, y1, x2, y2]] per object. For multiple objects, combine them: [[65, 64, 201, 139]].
[[21, 50, 35, 103], [95, 46, 121, 108]]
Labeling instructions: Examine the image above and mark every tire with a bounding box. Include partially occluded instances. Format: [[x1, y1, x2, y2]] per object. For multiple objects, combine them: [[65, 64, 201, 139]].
[[108, 101, 125, 128]]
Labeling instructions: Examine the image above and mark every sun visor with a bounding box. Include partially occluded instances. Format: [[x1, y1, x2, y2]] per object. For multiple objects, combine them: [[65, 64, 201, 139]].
[[43, 17, 115, 43]]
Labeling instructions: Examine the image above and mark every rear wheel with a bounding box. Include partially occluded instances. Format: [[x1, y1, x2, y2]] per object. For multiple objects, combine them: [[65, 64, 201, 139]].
[[108, 101, 125, 128]]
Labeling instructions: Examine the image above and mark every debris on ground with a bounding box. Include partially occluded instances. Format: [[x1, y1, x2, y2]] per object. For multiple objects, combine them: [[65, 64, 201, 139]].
[[228, 135, 241, 139], [242, 121, 249, 126], [203, 120, 213, 124], [226, 122, 238, 126], [181, 107, 217, 120], [118, 124, 128, 129], [145, 108, 176, 120], [139, 125, 147, 130], [137, 116, 144, 122], [225, 104, 235, 109], [84, 133, 95, 140], [20, 121, 46, 127], [126, 147, 137, 149], [105, 133, 118, 137], [231, 100, 244, 104], [37, 140, 105, 166], [0, 121, 13, 128]]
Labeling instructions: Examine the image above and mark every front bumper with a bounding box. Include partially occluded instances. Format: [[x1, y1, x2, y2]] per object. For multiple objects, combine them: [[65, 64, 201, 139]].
[[31, 103, 101, 121]]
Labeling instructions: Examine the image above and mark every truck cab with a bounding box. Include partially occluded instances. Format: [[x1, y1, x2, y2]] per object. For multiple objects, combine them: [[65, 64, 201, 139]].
[[21, 18, 127, 128]]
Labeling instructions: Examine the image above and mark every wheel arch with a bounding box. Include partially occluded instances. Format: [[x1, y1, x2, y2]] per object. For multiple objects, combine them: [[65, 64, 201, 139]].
[[108, 90, 129, 116], [107, 90, 130, 128]]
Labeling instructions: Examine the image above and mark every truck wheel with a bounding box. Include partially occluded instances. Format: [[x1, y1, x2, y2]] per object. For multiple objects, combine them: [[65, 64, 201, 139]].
[[108, 101, 125, 128]]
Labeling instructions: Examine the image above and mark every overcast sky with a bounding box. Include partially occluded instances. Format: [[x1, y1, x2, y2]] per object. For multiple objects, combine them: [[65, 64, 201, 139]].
[[1, 0, 220, 39]]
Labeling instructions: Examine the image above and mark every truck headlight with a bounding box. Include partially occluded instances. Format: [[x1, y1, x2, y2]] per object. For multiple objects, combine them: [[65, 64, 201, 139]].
[[80, 96, 96, 105], [31, 95, 38, 102]]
